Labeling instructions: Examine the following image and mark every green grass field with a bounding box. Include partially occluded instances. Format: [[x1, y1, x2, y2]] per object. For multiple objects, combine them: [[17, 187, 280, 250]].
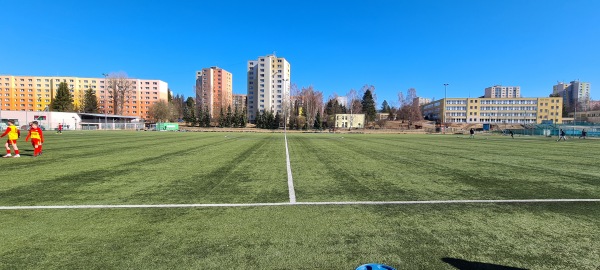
[[0, 131, 599, 269]]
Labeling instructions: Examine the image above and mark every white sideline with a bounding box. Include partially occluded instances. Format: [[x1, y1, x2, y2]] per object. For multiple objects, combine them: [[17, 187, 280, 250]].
[[1, 199, 598, 210], [284, 133, 297, 203]]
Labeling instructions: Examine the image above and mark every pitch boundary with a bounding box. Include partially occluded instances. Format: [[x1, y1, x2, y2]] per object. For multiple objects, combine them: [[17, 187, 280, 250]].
[[284, 133, 296, 203], [1, 199, 599, 210]]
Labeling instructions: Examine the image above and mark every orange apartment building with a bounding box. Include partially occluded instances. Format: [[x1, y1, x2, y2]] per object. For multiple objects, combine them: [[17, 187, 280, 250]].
[[195, 67, 233, 117], [0, 75, 168, 120]]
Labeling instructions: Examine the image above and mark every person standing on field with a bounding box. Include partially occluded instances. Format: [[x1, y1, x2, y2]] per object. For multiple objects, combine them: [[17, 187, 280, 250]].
[[26, 121, 44, 157], [557, 129, 567, 141], [1, 120, 21, 158], [509, 130, 514, 139], [57, 123, 63, 134], [469, 128, 475, 139], [579, 129, 587, 139]]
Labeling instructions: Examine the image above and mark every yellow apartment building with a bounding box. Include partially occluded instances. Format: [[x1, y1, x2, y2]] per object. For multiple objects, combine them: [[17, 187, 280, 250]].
[[1, 75, 169, 120]]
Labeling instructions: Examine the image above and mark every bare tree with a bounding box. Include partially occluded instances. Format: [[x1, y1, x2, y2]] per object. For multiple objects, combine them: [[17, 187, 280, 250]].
[[396, 88, 423, 128], [299, 85, 323, 130], [149, 100, 171, 122], [346, 89, 361, 129], [106, 71, 133, 115], [398, 91, 406, 108]]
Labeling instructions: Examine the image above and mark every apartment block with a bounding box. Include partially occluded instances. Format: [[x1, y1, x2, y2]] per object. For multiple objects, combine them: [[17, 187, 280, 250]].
[[247, 54, 291, 122], [422, 97, 563, 124], [413, 97, 431, 106], [553, 81, 591, 111], [232, 94, 247, 113], [195, 67, 233, 117], [0, 75, 168, 119], [484, 85, 521, 98]]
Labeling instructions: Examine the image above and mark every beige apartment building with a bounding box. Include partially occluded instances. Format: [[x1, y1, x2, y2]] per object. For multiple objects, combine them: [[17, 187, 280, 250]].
[[247, 54, 291, 122], [335, 114, 365, 129], [0, 75, 168, 120], [553, 80, 591, 111], [484, 85, 521, 98], [196, 67, 233, 117], [232, 94, 247, 113]]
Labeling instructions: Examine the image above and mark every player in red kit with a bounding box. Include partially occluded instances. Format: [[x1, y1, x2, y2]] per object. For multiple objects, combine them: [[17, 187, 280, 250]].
[[26, 121, 44, 157], [1, 119, 21, 158]]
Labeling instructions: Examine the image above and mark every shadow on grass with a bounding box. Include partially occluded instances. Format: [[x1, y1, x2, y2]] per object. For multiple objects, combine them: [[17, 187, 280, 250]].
[[442, 258, 527, 270]]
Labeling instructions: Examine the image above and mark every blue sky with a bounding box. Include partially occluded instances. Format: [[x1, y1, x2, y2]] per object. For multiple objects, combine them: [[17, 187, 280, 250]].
[[1, 0, 599, 108]]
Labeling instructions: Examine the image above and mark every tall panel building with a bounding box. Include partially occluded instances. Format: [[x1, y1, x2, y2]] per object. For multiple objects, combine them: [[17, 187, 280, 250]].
[[553, 81, 591, 112], [0, 75, 168, 119], [246, 54, 291, 122], [195, 67, 233, 117], [484, 85, 521, 98]]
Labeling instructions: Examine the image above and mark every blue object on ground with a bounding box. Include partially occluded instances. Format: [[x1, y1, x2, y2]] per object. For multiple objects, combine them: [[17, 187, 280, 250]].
[[355, 263, 396, 270]]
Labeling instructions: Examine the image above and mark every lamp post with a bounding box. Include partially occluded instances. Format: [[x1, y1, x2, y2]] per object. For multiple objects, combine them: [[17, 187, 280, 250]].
[[102, 73, 108, 130]]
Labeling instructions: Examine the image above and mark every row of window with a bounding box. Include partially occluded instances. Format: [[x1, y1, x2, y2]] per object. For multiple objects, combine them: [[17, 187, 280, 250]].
[[3, 78, 160, 85]]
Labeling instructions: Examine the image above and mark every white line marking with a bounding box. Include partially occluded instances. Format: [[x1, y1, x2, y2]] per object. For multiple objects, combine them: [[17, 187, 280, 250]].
[[1, 199, 598, 210], [284, 133, 297, 203]]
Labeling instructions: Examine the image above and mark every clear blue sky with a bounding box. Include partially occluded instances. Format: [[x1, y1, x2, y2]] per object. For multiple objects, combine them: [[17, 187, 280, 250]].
[[1, 0, 599, 108]]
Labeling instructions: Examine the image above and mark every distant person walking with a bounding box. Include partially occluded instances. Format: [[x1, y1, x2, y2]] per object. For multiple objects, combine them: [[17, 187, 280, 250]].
[[579, 129, 587, 139], [57, 123, 63, 134], [557, 129, 567, 141], [509, 130, 514, 139], [469, 128, 475, 139]]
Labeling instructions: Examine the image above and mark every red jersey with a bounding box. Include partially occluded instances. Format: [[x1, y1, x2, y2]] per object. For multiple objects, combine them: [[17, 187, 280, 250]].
[[26, 127, 44, 143]]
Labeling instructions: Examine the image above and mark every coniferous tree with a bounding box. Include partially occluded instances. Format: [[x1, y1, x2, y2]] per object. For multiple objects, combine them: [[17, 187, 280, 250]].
[[204, 107, 211, 127], [380, 100, 391, 113], [196, 106, 203, 127], [52, 82, 75, 112], [83, 88, 99, 113], [218, 108, 225, 127], [226, 106, 233, 128], [274, 112, 281, 129], [239, 110, 247, 128], [314, 111, 322, 130], [362, 89, 377, 123], [183, 97, 196, 125]]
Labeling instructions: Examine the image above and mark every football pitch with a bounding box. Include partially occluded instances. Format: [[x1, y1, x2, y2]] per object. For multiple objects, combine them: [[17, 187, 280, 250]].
[[0, 131, 599, 269]]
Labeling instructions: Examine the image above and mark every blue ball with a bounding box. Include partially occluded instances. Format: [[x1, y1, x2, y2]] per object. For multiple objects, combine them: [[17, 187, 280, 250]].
[[355, 263, 396, 270]]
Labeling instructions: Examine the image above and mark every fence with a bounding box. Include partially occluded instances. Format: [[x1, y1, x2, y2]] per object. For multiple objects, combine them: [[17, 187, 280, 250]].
[[80, 122, 145, 130], [502, 123, 600, 138]]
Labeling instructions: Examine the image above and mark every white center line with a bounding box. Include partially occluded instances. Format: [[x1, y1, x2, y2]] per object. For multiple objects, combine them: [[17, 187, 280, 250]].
[[1, 199, 598, 210], [284, 133, 297, 203]]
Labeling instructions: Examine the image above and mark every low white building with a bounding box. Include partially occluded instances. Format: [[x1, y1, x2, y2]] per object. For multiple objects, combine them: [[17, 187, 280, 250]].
[[0, 110, 144, 130], [335, 114, 365, 129]]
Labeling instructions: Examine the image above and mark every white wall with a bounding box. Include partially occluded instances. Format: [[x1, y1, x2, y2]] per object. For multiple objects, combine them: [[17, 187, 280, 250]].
[[0, 110, 81, 130]]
